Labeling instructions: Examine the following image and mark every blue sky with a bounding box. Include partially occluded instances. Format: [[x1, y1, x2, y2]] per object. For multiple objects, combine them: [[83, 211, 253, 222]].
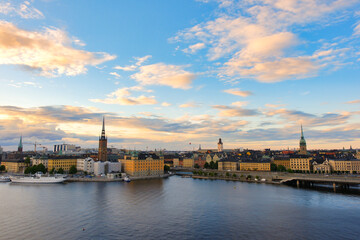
[[0, 0, 360, 151]]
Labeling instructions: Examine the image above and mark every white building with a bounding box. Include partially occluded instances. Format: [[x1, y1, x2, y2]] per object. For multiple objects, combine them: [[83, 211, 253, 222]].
[[93, 161, 121, 175], [53, 144, 77, 153], [108, 161, 121, 173], [77, 158, 94, 173]]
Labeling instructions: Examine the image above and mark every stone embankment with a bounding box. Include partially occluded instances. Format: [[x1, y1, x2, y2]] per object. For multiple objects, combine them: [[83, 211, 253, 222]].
[[66, 174, 170, 182]]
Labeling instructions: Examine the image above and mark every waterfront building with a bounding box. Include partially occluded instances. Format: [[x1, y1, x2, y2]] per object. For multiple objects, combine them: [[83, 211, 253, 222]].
[[356, 151, 360, 160], [273, 156, 291, 169], [299, 125, 307, 155], [218, 138, 223, 152], [182, 158, 194, 168], [290, 156, 313, 172], [77, 157, 94, 173], [1, 159, 28, 173], [218, 157, 238, 171], [239, 160, 271, 171], [31, 156, 49, 168], [173, 158, 183, 167], [124, 152, 164, 177], [328, 159, 360, 173], [98, 116, 108, 162], [48, 158, 77, 172], [312, 159, 331, 173]]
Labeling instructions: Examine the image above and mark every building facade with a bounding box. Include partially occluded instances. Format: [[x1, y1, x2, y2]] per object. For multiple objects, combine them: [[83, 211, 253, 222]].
[[124, 152, 164, 177], [218, 158, 238, 171], [98, 116, 108, 162], [182, 158, 194, 168], [77, 158, 94, 173], [273, 157, 291, 169], [290, 156, 313, 172], [328, 159, 360, 173], [1, 159, 28, 173], [48, 158, 77, 172], [218, 138, 223, 152], [239, 161, 271, 171]]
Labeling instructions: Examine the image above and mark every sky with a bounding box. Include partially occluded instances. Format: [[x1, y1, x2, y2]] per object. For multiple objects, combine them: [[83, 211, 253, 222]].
[[0, 0, 360, 151]]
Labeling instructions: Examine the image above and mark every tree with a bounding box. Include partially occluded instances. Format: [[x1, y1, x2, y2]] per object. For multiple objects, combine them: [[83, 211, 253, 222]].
[[271, 163, 277, 171], [277, 165, 286, 172], [214, 161, 218, 169], [57, 168, 64, 174], [36, 163, 46, 174], [69, 165, 77, 174], [287, 169, 294, 173], [232, 173, 237, 178], [209, 161, 215, 169], [194, 164, 200, 169], [164, 165, 170, 172], [24, 156, 30, 164], [49, 168, 55, 174], [0, 165, 5, 172], [226, 172, 230, 177], [204, 162, 210, 169]]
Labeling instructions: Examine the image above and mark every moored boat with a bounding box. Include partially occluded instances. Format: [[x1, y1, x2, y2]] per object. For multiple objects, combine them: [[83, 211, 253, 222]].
[[0, 176, 11, 182], [124, 176, 131, 182], [10, 172, 66, 184]]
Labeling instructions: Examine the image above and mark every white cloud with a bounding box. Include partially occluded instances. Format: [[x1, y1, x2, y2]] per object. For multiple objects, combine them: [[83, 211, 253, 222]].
[[109, 72, 121, 78], [345, 99, 360, 104], [0, 1, 44, 19], [0, 21, 116, 77], [131, 63, 196, 89], [161, 102, 172, 107], [231, 101, 248, 107], [114, 55, 152, 71], [90, 86, 157, 105], [183, 42, 205, 54], [180, 102, 201, 108], [223, 88, 253, 97]]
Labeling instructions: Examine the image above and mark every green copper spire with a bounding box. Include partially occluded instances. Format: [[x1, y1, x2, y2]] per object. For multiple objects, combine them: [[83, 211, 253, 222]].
[[19, 135, 23, 148], [300, 125, 306, 146]]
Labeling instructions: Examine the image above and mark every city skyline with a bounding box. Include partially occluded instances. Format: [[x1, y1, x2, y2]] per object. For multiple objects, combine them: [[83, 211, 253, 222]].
[[1, 0, 360, 151]]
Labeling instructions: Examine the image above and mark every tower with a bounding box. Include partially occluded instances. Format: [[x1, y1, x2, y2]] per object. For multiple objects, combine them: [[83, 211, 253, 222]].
[[217, 138, 223, 152], [299, 125, 307, 155], [98, 116, 108, 162], [18, 135, 23, 153]]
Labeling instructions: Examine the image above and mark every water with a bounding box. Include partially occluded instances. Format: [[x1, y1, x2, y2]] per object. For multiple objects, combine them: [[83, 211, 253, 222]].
[[0, 176, 360, 240]]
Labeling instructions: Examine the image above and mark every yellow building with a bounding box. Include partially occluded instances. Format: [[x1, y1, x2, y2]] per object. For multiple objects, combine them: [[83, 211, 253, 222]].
[[48, 158, 77, 172], [328, 159, 360, 173], [239, 161, 271, 171], [273, 158, 290, 169], [1, 159, 28, 173], [173, 158, 180, 167], [182, 158, 194, 168], [218, 159, 238, 171], [290, 156, 313, 172], [124, 152, 164, 177]]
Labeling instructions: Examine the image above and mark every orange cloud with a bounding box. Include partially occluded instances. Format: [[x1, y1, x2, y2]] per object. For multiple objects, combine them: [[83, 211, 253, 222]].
[[0, 21, 115, 77]]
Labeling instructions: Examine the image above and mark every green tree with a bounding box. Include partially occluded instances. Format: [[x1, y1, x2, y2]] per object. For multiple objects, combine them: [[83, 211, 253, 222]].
[[277, 165, 286, 172], [214, 161, 218, 169], [164, 165, 170, 172], [57, 168, 64, 174], [247, 175, 252, 180], [209, 161, 215, 169], [69, 165, 77, 174], [287, 168, 294, 173], [24, 156, 30, 164], [24, 166, 32, 174], [270, 163, 277, 171], [0, 165, 5, 172], [204, 162, 210, 169], [232, 173, 237, 178], [49, 168, 55, 174], [194, 164, 200, 169], [226, 172, 230, 177], [36, 163, 46, 174], [214, 172, 218, 177]]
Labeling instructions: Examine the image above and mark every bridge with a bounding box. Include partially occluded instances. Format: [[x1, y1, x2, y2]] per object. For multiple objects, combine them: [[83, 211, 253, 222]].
[[279, 176, 360, 191]]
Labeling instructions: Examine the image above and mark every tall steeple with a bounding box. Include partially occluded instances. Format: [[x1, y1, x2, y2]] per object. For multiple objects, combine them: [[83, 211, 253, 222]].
[[98, 116, 108, 162], [299, 124, 307, 155], [18, 135, 23, 153], [217, 138, 223, 152], [100, 116, 106, 140]]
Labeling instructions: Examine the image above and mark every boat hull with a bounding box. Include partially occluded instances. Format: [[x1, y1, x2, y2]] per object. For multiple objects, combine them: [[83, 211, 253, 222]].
[[10, 177, 66, 184]]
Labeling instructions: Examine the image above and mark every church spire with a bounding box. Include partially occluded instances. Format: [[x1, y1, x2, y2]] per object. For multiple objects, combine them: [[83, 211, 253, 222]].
[[101, 116, 106, 139], [18, 135, 23, 152], [301, 124, 304, 139]]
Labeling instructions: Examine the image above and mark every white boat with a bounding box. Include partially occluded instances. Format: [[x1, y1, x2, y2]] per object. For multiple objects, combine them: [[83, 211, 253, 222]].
[[124, 176, 131, 182], [0, 176, 11, 182], [10, 172, 66, 184]]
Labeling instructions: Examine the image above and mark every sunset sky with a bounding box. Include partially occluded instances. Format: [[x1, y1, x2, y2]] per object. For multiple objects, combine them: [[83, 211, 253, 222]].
[[1, 0, 360, 151]]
